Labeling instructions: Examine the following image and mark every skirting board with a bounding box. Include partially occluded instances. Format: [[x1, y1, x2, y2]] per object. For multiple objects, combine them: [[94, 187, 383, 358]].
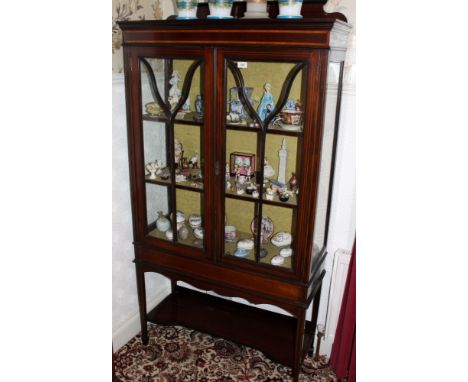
[[113, 285, 171, 351]]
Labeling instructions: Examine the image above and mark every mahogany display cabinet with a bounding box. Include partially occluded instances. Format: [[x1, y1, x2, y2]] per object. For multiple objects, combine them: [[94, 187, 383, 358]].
[[119, 5, 350, 381]]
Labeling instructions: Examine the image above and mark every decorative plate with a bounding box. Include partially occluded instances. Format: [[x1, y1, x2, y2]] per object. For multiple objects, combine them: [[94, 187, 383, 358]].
[[250, 216, 274, 244]]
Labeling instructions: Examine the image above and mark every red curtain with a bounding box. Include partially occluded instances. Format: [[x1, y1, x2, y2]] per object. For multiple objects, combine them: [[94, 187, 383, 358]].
[[330, 240, 356, 382]]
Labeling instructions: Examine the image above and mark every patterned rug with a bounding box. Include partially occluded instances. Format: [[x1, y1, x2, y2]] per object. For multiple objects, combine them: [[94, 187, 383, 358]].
[[114, 323, 336, 382]]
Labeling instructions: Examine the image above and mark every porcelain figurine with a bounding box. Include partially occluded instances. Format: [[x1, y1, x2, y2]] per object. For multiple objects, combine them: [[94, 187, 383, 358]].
[[188, 214, 202, 228], [182, 96, 191, 113], [208, 0, 234, 19], [252, 190, 259, 198], [156, 211, 170, 232], [271, 255, 285, 266], [178, 224, 189, 240], [264, 158, 275, 178], [277, 0, 304, 19], [169, 71, 182, 109], [236, 184, 245, 195], [234, 249, 249, 258], [145, 101, 161, 116], [257, 83, 275, 121], [165, 229, 174, 240], [280, 247, 293, 258], [194, 227, 204, 240], [238, 175, 246, 185], [226, 180, 232, 191], [266, 188, 274, 201], [271, 232, 292, 247], [237, 239, 254, 251], [195, 95, 203, 117], [176, 0, 198, 19], [245, 166, 252, 182], [146, 160, 162, 179], [174, 139, 183, 165], [189, 152, 199, 169]]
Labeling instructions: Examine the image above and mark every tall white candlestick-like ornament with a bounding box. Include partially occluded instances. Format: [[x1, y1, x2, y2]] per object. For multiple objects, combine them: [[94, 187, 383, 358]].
[[278, 138, 288, 184]]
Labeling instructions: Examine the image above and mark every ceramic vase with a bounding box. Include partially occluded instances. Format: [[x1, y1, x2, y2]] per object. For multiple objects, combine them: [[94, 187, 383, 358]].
[[243, 0, 269, 19], [176, 0, 198, 20], [156, 211, 171, 232], [277, 0, 303, 19], [208, 0, 234, 19]]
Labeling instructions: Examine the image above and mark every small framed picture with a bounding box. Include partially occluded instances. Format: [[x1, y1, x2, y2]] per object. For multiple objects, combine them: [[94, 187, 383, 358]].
[[230, 152, 256, 176]]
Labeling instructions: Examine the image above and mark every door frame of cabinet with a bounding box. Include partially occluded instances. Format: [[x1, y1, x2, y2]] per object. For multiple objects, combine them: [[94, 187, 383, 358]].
[[214, 47, 330, 283], [124, 46, 215, 260]]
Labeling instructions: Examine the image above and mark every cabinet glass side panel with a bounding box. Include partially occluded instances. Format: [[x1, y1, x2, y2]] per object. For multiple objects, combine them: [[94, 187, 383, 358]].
[[312, 62, 343, 253], [140, 56, 205, 248], [223, 60, 305, 271]]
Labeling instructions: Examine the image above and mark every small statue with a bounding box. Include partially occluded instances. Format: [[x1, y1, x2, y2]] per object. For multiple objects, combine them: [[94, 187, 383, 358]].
[[257, 83, 275, 121], [195, 95, 203, 117], [174, 139, 183, 165], [189, 152, 199, 169], [225, 163, 230, 181], [169, 71, 181, 109], [246, 165, 252, 183], [289, 172, 298, 192], [264, 158, 275, 178]]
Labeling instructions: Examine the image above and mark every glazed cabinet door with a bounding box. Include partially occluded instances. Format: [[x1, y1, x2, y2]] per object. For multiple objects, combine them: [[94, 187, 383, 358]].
[[125, 46, 214, 259], [215, 48, 327, 280]]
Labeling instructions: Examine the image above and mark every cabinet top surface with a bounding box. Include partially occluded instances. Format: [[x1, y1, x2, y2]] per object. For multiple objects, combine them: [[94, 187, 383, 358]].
[[118, 18, 349, 31]]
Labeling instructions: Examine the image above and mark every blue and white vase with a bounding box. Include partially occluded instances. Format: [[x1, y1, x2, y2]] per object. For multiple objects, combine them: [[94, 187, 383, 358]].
[[277, 0, 303, 19], [208, 0, 234, 19], [176, 0, 198, 20]]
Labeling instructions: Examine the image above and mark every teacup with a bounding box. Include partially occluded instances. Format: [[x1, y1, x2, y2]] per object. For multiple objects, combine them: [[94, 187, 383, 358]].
[[281, 110, 303, 126], [208, 0, 234, 19]]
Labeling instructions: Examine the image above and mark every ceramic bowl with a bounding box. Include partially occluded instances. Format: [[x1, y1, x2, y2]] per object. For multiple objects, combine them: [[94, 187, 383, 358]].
[[281, 110, 303, 125], [234, 249, 249, 258], [237, 239, 254, 251], [271, 232, 292, 247], [189, 214, 202, 228], [280, 247, 293, 258], [271, 255, 285, 266]]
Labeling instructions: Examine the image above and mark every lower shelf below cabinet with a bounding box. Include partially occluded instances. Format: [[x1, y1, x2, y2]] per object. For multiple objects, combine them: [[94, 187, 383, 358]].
[[147, 286, 314, 368]]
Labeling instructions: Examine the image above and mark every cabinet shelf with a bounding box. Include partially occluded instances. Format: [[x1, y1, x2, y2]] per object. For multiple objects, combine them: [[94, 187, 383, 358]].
[[148, 226, 204, 249], [147, 286, 314, 368], [224, 230, 293, 270], [225, 122, 302, 137], [225, 176, 297, 208], [143, 112, 203, 126], [145, 175, 204, 192]]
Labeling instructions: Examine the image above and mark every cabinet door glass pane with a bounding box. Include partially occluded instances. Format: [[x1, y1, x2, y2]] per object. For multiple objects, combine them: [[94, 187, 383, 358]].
[[223, 60, 306, 270], [140, 57, 205, 249], [313, 62, 343, 254]]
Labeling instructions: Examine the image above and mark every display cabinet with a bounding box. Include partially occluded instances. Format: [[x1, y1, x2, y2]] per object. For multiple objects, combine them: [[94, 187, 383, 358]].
[[119, 5, 350, 381]]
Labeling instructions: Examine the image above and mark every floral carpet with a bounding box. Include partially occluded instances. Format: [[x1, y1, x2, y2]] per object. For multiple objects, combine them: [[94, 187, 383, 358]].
[[114, 323, 336, 382]]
